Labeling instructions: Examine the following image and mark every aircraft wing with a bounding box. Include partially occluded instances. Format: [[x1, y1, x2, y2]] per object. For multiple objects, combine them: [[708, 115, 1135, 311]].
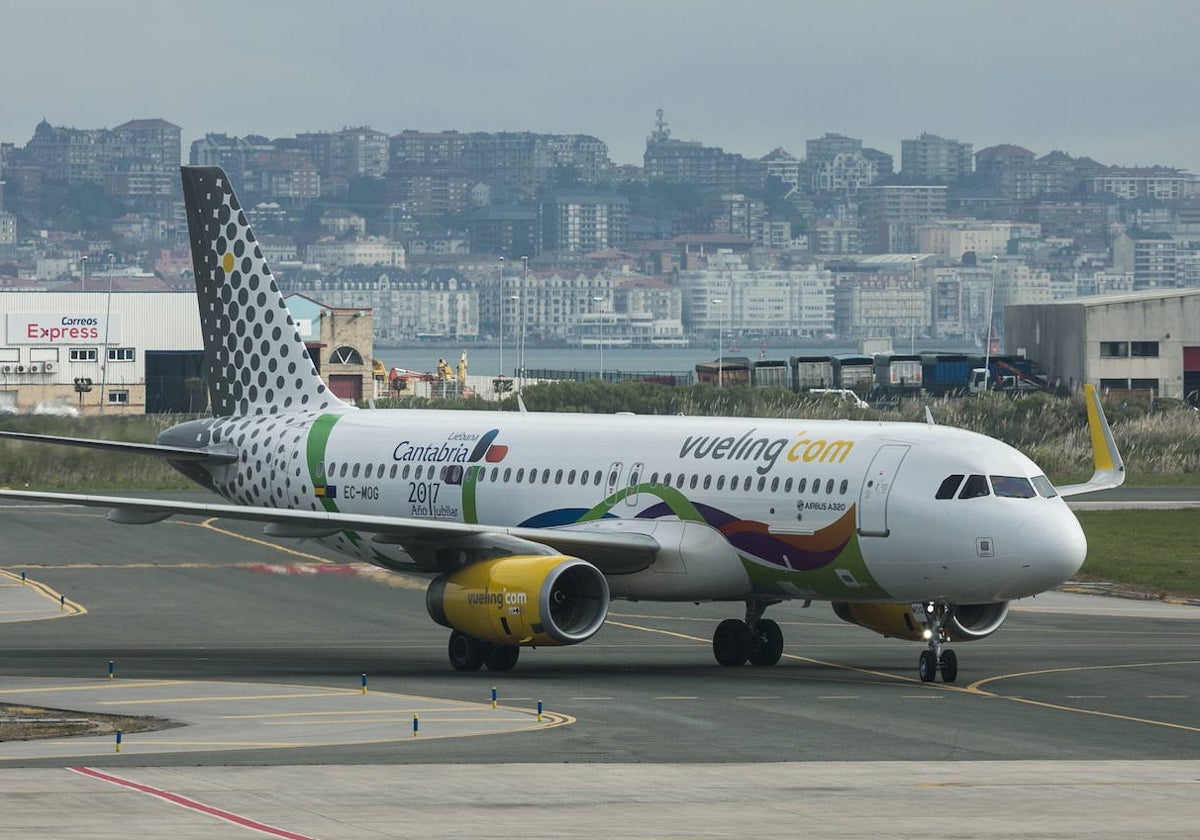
[[0, 488, 660, 574], [0, 431, 237, 464], [1054, 384, 1126, 497]]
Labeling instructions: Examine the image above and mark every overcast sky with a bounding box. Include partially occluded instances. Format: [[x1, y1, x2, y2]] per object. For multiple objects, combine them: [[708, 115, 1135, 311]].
[[4, 0, 1198, 172]]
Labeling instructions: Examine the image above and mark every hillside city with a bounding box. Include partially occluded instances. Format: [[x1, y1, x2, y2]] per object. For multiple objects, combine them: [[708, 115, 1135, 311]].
[[0, 110, 1196, 351]]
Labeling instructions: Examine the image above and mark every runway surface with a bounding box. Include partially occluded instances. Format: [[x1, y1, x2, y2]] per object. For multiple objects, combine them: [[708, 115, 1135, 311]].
[[0, 498, 1197, 770], [0, 497, 1198, 837]]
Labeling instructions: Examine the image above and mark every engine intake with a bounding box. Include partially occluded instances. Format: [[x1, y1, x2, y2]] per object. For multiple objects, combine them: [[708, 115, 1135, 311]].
[[427, 555, 610, 647], [832, 601, 1009, 642]]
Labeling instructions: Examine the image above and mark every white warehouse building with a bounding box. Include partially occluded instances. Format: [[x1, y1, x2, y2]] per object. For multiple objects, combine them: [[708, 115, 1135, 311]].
[[1, 292, 203, 414], [1006, 288, 1200, 402]]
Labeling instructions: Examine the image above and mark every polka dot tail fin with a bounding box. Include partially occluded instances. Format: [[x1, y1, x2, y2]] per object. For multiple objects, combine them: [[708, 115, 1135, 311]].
[[180, 166, 344, 417]]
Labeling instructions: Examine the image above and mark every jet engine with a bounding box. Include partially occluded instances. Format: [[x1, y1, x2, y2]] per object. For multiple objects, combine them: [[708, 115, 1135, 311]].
[[426, 555, 610, 647], [831, 601, 1009, 642]]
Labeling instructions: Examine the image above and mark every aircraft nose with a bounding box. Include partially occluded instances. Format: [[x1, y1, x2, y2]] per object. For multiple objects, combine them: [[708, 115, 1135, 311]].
[[1014, 505, 1087, 593]]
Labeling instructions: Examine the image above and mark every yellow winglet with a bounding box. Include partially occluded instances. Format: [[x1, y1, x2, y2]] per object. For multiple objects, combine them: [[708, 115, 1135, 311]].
[[1056, 384, 1126, 497]]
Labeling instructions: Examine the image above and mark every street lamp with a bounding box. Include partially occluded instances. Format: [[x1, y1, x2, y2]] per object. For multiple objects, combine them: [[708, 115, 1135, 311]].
[[593, 295, 606, 381], [496, 256, 505, 379], [99, 253, 116, 411], [711, 297, 724, 387], [985, 254, 998, 385], [80, 255, 88, 291], [909, 255, 917, 355], [518, 256, 528, 388]]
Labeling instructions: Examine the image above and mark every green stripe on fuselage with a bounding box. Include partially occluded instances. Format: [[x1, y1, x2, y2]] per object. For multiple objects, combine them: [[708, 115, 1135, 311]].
[[306, 413, 344, 513]]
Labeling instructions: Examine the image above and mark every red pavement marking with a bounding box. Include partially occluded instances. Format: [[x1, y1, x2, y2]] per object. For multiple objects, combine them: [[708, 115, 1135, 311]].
[[69, 766, 319, 840]]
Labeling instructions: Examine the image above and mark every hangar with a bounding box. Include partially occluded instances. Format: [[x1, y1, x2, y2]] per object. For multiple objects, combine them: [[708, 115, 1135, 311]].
[[1007, 288, 1200, 404]]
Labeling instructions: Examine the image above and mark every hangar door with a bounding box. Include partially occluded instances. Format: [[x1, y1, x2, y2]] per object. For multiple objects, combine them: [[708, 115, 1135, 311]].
[[1185, 347, 1200, 407]]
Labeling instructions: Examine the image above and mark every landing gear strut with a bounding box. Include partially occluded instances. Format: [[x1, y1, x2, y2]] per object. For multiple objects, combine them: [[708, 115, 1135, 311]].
[[447, 630, 520, 672], [712, 600, 784, 667], [916, 602, 958, 683]]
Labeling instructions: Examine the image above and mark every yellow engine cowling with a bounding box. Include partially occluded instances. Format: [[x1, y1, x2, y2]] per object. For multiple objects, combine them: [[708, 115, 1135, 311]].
[[426, 555, 610, 647], [831, 601, 1009, 642]]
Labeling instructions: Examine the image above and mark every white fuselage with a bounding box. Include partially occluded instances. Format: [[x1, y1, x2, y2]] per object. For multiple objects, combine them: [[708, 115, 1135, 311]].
[[199, 408, 1087, 606]]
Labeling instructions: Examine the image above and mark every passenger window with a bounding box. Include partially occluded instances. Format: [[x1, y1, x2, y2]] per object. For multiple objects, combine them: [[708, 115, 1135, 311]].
[[797, 478, 806, 493], [1031, 475, 1058, 498], [554, 469, 563, 484], [609, 469, 619, 487], [402, 465, 410, 479], [758, 477, 767, 492], [328, 462, 337, 478], [540, 469, 549, 484], [650, 472, 659, 486], [503, 468, 512, 482], [703, 475, 712, 490], [839, 479, 848, 495], [959, 474, 990, 499], [825, 479, 834, 494], [516, 468, 525, 482], [491, 467, 499, 481], [339, 463, 349, 478], [594, 471, 602, 486], [745, 477, 754, 493], [567, 469, 576, 484], [663, 473, 672, 487], [689, 475, 699, 490], [771, 477, 779, 492], [352, 463, 361, 478], [784, 478, 793, 493], [717, 475, 726, 490], [731, 476, 740, 491], [389, 464, 399, 479], [935, 475, 964, 500], [991, 475, 1037, 499], [580, 469, 590, 485]]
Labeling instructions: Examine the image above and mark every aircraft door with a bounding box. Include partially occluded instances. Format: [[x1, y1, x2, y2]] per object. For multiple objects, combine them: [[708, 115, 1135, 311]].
[[857, 444, 910, 538], [605, 461, 624, 501], [626, 462, 644, 506]]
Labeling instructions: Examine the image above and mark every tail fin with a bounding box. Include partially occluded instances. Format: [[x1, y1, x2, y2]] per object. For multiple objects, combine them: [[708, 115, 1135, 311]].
[[180, 166, 343, 417]]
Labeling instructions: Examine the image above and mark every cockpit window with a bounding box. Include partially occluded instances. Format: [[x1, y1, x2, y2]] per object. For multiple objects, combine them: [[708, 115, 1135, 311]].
[[990, 475, 1037, 499], [935, 474, 964, 500], [958, 474, 990, 499], [1031, 475, 1058, 498]]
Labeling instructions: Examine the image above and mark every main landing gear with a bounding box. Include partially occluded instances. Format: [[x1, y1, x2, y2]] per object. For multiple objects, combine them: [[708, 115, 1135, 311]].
[[712, 600, 784, 667], [916, 602, 958, 683], [447, 630, 520, 672]]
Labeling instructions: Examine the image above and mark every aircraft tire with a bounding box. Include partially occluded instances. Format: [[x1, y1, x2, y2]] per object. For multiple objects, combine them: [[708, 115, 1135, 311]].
[[713, 619, 753, 666], [483, 644, 521, 672], [918, 649, 937, 682], [940, 648, 958, 683], [748, 618, 784, 666], [448, 630, 485, 672]]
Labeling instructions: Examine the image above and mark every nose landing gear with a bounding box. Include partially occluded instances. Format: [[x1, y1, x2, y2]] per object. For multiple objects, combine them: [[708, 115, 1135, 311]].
[[916, 602, 958, 683]]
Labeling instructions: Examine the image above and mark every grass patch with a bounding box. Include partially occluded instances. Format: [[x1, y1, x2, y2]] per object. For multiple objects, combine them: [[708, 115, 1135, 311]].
[[0, 703, 172, 741], [1076, 510, 1200, 598]]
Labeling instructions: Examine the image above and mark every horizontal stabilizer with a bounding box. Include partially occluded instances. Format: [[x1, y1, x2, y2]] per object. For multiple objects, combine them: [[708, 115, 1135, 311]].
[[0, 430, 237, 464]]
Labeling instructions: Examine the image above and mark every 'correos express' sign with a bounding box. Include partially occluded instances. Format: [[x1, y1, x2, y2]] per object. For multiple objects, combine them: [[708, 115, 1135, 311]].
[[6, 313, 122, 345]]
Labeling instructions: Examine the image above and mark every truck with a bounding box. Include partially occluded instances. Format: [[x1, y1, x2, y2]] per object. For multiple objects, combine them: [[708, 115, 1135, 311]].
[[790, 355, 835, 391], [751, 359, 791, 390], [831, 354, 875, 391], [874, 353, 923, 392]]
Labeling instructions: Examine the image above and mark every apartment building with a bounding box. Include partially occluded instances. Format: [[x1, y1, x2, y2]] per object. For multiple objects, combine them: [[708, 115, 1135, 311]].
[[900, 132, 973, 182]]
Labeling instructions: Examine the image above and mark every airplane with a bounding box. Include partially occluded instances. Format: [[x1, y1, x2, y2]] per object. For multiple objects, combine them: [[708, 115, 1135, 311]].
[[0, 166, 1125, 682]]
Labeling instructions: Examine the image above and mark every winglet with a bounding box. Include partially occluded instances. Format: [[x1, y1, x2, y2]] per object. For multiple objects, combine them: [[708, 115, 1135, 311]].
[[1055, 384, 1126, 497]]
